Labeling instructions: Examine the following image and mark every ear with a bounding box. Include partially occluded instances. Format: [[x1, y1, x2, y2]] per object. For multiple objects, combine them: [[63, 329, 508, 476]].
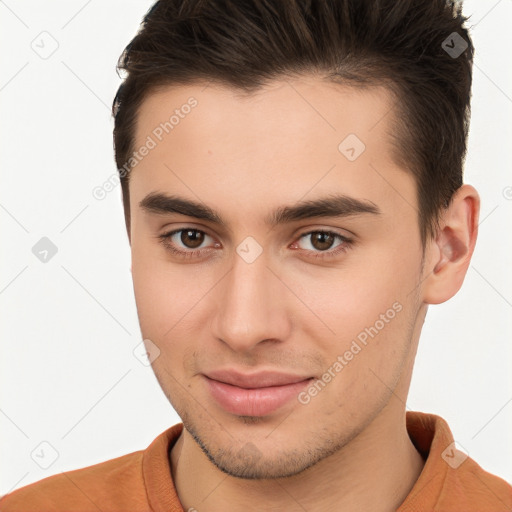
[[422, 184, 480, 305]]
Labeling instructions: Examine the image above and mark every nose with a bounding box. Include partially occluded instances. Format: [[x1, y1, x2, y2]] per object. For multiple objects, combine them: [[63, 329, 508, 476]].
[[210, 245, 291, 353]]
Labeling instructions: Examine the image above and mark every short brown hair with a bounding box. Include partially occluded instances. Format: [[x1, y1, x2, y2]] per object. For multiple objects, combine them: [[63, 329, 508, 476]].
[[112, 0, 474, 245]]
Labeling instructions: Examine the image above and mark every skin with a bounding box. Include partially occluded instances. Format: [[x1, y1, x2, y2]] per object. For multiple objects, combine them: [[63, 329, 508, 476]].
[[128, 75, 479, 511]]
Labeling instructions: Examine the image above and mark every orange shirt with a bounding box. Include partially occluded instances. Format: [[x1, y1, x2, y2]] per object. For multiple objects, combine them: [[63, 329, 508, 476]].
[[1, 411, 511, 511]]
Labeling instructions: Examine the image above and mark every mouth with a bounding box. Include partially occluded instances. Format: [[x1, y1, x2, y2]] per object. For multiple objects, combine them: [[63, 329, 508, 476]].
[[203, 369, 314, 417]]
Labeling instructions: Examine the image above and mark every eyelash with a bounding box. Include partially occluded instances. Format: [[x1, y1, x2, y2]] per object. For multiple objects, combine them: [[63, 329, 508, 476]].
[[158, 228, 353, 261]]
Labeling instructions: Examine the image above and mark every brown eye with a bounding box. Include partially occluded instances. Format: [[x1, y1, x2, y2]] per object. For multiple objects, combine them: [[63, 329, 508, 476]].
[[309, 232, 336, 251], [159, 227, 352, 262], [292, 230, 352, 260], [298, 231, 341, 252], [158, 228, 217, 260], [179, 229, 205, 249]]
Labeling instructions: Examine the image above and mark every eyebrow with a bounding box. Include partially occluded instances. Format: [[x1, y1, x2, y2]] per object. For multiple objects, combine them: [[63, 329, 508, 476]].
[[139, 192, 381, 227]]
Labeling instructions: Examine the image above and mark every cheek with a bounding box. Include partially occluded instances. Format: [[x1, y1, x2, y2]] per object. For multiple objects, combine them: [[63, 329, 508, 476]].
[[131, 261, 167, 336], [292, 251, 416, 350], [303, 299, 416, 428], [131, 237, 180, 342], [131, 238, 187, 329], [301, 249, 419, 402], [131, 259, 193, 387], [131, 241, 219, 357]]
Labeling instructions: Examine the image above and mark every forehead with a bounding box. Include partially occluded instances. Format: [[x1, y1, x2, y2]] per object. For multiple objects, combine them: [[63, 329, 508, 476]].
[[130, 76, 415, 227], [134, 76, 396, 152]]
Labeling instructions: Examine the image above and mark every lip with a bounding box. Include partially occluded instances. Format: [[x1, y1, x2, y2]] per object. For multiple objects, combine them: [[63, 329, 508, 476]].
[[203, 370, 314, 417]]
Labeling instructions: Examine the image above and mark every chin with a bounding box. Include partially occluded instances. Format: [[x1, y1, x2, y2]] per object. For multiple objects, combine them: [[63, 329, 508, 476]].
[[187, 420, 352, 480]]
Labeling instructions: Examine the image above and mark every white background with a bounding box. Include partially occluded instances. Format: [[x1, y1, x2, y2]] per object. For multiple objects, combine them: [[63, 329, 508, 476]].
[[1, 0, 511, 496]]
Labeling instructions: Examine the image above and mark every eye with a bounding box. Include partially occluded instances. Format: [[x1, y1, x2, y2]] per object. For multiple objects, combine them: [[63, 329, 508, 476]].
[[290, 230, 352, 260], [158, 228, 352, 261], [158, 228, 219, 260]]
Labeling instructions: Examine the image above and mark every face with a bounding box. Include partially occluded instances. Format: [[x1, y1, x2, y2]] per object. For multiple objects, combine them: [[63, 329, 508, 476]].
[[129, 76, 426, 479]]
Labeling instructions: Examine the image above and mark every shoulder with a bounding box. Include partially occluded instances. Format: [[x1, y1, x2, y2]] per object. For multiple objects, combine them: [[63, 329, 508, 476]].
[[0, 425, 183, 512], [0, 450, 149, 512], [402, 411, 512, 511], [446, 456, 512, 509]]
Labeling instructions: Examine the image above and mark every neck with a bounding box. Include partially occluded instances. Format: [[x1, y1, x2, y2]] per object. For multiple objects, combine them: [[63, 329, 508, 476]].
[[170, 400, 424, 512]]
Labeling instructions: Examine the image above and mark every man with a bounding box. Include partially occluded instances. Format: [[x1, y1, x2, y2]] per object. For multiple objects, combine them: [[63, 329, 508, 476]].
[[2, 0, 511, 510]]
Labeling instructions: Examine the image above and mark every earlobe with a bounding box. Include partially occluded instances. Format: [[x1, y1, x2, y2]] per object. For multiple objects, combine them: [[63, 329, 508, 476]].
[[422, 184, 480, 305]]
